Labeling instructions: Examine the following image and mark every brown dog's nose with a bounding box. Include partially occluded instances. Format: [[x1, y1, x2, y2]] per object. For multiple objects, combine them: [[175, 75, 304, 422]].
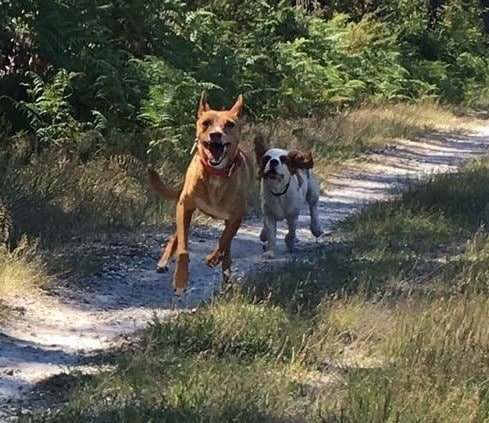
[[210, 132, 222, 143]]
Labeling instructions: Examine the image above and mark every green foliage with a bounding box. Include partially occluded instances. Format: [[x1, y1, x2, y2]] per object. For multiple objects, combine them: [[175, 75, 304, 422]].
[[274, 13, 437, 114], [135, 56, 218, 158], [17, 69, 107, 156], [1, 0, 488, 161]]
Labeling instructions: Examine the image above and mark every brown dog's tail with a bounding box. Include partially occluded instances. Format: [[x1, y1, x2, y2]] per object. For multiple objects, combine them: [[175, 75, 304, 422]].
[[146, 165, 182, 201]]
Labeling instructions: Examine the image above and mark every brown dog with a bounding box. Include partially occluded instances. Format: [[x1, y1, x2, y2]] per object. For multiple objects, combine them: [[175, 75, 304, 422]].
[[147, 92, 254, 294]]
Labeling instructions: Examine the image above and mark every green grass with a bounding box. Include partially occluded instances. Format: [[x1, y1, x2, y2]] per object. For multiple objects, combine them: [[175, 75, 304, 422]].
[[0, 152, 171, 247], [37, 155, 489, 422]]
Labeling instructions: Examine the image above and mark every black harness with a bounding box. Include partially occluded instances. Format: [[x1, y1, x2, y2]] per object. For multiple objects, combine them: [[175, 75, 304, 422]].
[[270, 177, 291, 196]]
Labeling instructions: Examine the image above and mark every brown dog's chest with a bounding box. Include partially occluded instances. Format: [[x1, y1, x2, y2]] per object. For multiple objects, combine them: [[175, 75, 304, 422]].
[[194, 176, 239, 220]]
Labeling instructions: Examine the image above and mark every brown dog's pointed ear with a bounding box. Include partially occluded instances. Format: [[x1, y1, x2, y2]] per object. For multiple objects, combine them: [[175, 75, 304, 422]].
[[253, 136, 267, 164], [230, 94, 244, 117], [197, 91, 210, 117], [285, 150, 314, 173]]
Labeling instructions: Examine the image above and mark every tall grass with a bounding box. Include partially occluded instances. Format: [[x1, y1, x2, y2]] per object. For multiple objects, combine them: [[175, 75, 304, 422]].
[[0, 152, 168, 246]]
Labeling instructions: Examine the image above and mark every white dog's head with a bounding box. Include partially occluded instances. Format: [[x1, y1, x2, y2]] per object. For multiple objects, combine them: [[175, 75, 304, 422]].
[[253, 136, 314, 184]]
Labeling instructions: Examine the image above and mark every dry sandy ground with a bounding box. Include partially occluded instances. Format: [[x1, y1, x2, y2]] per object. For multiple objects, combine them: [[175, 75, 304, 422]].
[[1, 127, 489, 418]]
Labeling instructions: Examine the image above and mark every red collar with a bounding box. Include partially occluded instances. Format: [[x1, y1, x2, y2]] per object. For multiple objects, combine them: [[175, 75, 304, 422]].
[[198, 145, 244, 178]]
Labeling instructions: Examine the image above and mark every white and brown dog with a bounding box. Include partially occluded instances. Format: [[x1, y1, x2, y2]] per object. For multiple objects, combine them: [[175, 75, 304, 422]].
[[254, 137, 322, 257]]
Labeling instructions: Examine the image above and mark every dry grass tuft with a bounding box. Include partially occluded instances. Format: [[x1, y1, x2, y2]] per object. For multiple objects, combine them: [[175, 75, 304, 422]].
[[0, 237, 50, 297]]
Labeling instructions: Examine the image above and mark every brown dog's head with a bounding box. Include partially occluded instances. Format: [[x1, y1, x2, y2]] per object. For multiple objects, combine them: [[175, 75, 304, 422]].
[[253, 136, 313, 183], [196, 91, 244, 169]]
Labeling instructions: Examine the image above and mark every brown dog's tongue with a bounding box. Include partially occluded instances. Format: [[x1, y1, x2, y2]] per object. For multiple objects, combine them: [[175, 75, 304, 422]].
[[209, 143, 224, 160]]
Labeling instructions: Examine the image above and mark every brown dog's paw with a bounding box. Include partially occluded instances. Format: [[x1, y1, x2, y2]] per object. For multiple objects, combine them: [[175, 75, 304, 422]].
[[174, 287, 187, 295], [156, 264, 169, 273], [156, 256, 171, 273], [173, 253, 189, 292], [205, 249, 224, 268]]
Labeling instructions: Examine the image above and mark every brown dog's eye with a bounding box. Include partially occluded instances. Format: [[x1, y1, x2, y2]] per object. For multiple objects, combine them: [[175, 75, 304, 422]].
[[225, 120, 235, 130], [202, 119, 212, 129]]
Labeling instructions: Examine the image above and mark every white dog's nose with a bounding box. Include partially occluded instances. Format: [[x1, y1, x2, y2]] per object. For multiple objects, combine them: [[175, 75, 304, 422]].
[[269, 158, 279, 168]]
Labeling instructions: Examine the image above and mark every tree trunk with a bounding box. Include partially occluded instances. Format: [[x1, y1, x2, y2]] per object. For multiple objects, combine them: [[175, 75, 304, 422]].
[[427, 0, 445, 30], [481, 0, 489, 33]]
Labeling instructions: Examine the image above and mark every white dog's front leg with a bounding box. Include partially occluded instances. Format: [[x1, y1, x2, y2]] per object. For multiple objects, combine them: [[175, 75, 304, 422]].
[[262, 214, 277, 259], [306, 174, 323, 238], [285, 215, 298, 252], [309, 204, 322, 238]]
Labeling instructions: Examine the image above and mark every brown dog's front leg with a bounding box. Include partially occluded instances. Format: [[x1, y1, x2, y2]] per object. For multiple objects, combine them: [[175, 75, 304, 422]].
[[206, 218, 242, 282], [174, 199, 194, 294], [221, 249, 232, 284], [157, 233, 177, 273]]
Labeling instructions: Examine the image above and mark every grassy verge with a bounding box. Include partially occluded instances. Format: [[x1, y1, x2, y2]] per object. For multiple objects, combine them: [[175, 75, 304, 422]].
[[38, 154, 489, 422]]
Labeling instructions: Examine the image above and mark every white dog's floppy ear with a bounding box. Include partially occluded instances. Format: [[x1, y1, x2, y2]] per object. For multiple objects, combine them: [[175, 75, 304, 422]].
[[230, 94, 244, 117], [253, 136, 269, 179], [284, 150, 314, 173], [253, 136, 267, 164], [197, 91, 210, 117]]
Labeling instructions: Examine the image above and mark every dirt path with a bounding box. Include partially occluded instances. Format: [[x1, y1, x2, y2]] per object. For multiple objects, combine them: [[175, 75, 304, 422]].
[[1, 127, 489, 418]]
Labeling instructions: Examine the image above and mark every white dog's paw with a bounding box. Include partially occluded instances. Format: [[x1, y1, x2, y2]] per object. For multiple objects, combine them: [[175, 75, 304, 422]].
[[284, 233, 297, 252], [310, 223, 323, 238], [317, 229, 332, 239]]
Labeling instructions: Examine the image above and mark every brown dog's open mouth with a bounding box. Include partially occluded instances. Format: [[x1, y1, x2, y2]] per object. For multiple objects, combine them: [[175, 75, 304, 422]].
[[202, 142, 229, 166]]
